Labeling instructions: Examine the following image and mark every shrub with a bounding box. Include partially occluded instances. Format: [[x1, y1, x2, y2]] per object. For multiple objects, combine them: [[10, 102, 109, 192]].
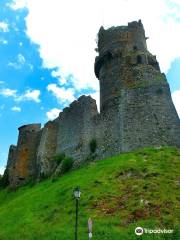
[[0, 170, 9, 188], [86, 152, 97, 162], [25, 178, 36, 187], [39, 172, 49, 181], [53, 153, 65, 165], [89, 138, 97, 153], [61, 157, 73, 174]]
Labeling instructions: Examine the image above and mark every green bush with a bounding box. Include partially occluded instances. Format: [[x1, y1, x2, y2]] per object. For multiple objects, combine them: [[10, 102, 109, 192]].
[[61, 157, 73, 173], [53, 153, 65, 165], [0, 170, 9, 188], [86, 152, 97, 162], [39, 172, 49, 181], [89, 138, 97, 153]]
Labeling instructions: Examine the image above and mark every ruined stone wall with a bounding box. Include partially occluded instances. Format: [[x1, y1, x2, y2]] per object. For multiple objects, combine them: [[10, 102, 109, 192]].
[[8, 124, 41, 187], [6, 145, 17, 185], [56, 95, 98, 166], [37, 120, 59, 177]]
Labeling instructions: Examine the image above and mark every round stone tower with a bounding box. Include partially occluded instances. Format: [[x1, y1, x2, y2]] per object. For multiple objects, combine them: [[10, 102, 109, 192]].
[[11, 123, 41, 186], [95, 20, 160, 111], [95, 20, 180, 151]]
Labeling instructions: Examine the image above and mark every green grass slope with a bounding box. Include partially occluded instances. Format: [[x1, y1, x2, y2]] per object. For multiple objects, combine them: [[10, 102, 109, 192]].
[[0, 147, 179, 240]]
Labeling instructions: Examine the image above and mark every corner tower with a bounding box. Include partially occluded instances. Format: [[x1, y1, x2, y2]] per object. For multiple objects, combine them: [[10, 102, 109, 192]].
[[95, 20, 180, 151], [7, 124, 41, 187]]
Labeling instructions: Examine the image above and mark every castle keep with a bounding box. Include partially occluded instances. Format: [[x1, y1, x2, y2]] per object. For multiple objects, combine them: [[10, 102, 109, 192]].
[[5, 20, 180, 187]]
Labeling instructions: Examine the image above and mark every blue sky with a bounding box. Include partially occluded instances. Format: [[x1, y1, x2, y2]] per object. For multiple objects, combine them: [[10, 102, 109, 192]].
[[0, 0, 180, 174]]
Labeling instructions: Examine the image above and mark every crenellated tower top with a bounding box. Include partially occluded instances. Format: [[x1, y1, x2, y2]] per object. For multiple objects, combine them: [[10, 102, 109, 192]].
[[97, 20, 147, 58], [95, 20, 161, 111]]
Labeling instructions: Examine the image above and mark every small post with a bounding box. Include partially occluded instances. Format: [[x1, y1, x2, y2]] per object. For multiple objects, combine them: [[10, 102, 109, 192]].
[[88, 218, 93, 239]]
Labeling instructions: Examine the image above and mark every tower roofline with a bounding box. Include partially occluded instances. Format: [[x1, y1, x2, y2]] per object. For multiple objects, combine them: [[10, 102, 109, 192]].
[[18, 123, 41, 131]]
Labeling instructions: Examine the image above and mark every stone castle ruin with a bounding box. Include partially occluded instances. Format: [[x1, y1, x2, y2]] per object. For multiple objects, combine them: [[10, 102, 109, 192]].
[[4, 20, 180, 187]]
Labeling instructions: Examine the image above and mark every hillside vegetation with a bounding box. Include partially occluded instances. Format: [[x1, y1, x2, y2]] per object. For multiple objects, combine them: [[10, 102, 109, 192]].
[[0, 147, 179, 240]]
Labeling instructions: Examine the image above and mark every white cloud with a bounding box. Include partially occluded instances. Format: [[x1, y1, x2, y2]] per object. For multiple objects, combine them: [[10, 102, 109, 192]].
[[60, 78, 67, 85], [16, 89, 41, 103], [8, 62, 20, 69], [18, 54, 26, 65], [172, 90, 180, 117], [90, 91, 100, 112], [23, 0, 180, 93], [11, 106, 21, 112], [51, 69, 67, 85], [25, 0, 102, 91], [47, 84, 75, 104], [0, 39, 8, 44], [0, 88, 17, 97], [24, 90, 40, 102], [9, 0, 28, 10], [0, 166, 5, 175], [28, 63, 34, 70], [8, 53, 26, 69], [51, 70, 60, 78], [46, 108, 62, 120], [0, 88, 41, 103], [0, 22, 9, 32]]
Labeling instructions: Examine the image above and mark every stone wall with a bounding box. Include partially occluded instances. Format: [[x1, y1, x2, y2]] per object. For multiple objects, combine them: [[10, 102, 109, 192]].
[[37, 120, 59, 177], [6, 145, 17, 185], [56, 95, 98, 167]]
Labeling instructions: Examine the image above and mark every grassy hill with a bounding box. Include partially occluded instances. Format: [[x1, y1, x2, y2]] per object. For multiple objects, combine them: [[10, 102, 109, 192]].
[[0, 147, 179, 240]]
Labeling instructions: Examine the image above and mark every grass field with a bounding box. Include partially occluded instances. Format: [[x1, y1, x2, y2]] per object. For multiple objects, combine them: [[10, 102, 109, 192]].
[[0, 146, 179, 240]]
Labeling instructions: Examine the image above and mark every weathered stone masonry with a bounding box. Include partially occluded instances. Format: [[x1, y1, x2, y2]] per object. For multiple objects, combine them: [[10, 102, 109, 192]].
[[5, 20, 180, 187], [7, 124, 41, 187], [95, 20, 180, 153]]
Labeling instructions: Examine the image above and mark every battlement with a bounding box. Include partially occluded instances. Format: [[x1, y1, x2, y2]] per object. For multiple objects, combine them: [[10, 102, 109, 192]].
[[59, 95, 97, 117], [94, 20, 149, 81], [18, 123, 41, 132], [97, 20, 146, 57]]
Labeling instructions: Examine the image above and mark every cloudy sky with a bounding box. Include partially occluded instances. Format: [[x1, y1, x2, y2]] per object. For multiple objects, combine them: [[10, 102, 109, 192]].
[[0, 0, 180, 174]]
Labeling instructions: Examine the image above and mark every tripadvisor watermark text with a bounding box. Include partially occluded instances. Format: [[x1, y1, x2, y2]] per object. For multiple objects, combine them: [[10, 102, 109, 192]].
[[135, 227, 173, 236]]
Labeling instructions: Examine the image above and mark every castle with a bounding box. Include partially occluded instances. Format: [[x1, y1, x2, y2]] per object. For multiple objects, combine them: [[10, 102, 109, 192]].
[[4, 20, 180, 187]]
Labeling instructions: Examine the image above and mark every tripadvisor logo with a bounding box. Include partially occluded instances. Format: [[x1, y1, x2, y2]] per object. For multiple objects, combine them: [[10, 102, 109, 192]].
[[135, 227, 174, 235], [135, 227, 143, 235]]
